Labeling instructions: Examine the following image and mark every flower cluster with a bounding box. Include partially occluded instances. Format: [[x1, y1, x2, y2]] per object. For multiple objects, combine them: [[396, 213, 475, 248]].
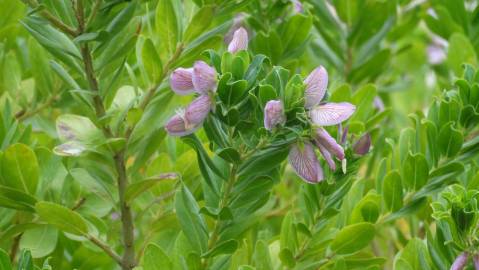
[[165, 27, 248, 136], [263, 66, 357, 184]]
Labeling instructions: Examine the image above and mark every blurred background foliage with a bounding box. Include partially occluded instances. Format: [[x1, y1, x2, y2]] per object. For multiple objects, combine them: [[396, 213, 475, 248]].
[[0, 0, 479, 270]]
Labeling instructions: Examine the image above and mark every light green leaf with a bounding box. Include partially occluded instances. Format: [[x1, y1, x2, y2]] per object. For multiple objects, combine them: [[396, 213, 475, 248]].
[[402, 153, 429, 191], [143, 243, 172, 270], [330, 222, 375, 255], [19, 225, 58, 258], [1, 143, 39, 195], [35, 201, 89, 236], [175, 185, 208, 253], [156, 0, 179, 55], [382, 171, 403, 212]]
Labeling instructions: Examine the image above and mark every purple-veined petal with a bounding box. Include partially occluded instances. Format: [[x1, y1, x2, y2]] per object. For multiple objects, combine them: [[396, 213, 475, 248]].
[[264, 100, 286, 130], [314, 128, 344, 160], [309, 102, 356, 126], [170, 68, 195, 95], [192, 61, 217, 94], [185, 95, 212, 126], [304, 66, 328, 108], [288, 142, 324, 183], [228, 27, 248, 53], [451, 252, 468, 270], [316, 142, 336, 170]]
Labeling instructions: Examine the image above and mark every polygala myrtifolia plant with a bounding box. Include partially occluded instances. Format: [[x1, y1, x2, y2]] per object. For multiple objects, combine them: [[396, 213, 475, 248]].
[[4, 0, 479, 270], [162, 26, 376, 268]]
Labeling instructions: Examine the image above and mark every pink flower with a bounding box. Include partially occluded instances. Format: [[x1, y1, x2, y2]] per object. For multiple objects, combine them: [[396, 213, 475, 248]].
[[309, 102, 355, 126], [192, 61, 217, 94], [264, 100, 286, 130], [227, 27, 248, 53], [304, 66, 328, 108], [288, 142, 323, 183], [170, 68, 195, 95]]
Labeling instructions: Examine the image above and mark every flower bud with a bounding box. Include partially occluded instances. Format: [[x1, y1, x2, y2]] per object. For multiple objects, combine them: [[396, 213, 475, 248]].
[[309, 102, 356, 126], [264, 100, 286, 130], [451, 252, 468, 270], [185, 95, 212, 127], [304, 66, 328, 109], [170, 68, 195, 95], [288, 142, 323, 183], [192, 61, 217, 94], [353, 133, 371, 155], [165, 114, 192, 137], [227, 27, 248, 53], [314, 128, 344, 160]]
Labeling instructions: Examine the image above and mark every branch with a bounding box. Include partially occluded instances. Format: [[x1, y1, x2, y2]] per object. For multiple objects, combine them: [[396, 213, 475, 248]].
[[114, 151, 136, 269]]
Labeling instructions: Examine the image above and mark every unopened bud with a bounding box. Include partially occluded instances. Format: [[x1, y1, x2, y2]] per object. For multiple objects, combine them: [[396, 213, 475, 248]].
[[264, 100, 286, 130], [170, 68, 195, 95], [227, 27, 248, 53], [192, 61, 217, 94]]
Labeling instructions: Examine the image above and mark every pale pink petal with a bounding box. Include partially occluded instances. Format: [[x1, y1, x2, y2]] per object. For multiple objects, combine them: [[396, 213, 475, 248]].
[[314, 128, 344, 160], [288, 142, 324, 183], [185, 95, 212, 126], [309, 102, 355, 126], [304, 66, 328, 108], [316, 142, 336, 170], [192, 61, 217, 94], [170, 68, 195, 95], [451, 252, 468, 270], [165, 114, 199, 137], [227, 27, 248, 53]]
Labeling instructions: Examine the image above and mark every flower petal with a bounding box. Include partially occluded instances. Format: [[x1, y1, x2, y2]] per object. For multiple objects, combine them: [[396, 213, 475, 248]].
[[185, 95, 212, 126], [451, 252, 468, 270], [165, 114, 199, 137], [309, 102, 356, 126], [288, 142, 324, 183], [304, 66, 328, 108], [192, 61, 217, 94], [316, 142, 336, 170], [314, 128, 344, 160], [170, 68, 195, 95]]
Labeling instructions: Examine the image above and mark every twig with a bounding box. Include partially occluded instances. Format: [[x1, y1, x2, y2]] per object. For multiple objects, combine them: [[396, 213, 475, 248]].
[[202, 165, 238, 269], [22, 0, 77, 36], [87, 235, 123, 266], [15, 93, 59, 121], [9, 232, 22, 262]]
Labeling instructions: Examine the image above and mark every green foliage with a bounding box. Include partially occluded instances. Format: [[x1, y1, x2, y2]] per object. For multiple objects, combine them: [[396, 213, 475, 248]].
[[0, 0, 478, 270]]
